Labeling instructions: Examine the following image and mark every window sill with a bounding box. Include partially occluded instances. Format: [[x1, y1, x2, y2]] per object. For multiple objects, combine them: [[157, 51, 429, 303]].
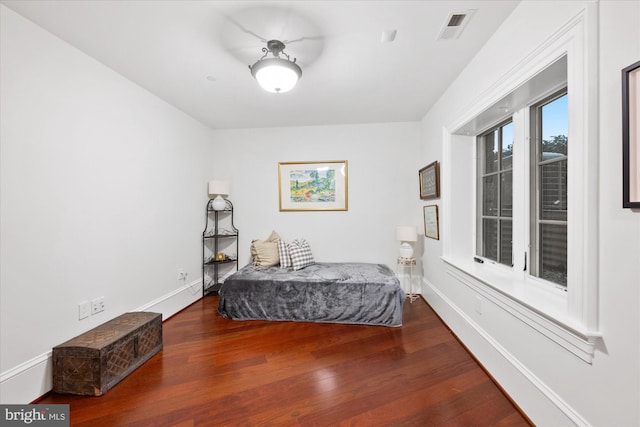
[[441, 256, 601, 363]]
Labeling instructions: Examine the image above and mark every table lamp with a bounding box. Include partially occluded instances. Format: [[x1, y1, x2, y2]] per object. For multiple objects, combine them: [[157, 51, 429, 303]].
[[208, 180, 229, 211], [396, 226, 417, 258]]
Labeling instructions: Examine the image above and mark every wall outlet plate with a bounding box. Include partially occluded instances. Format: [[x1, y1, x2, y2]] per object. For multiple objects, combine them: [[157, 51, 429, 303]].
[[91, 297, 105, 315], [78, 301, 91, 320]]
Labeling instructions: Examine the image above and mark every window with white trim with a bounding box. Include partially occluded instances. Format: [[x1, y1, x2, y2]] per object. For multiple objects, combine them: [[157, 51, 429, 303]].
[[530, 91, 568, 287], [443, 8, 600, 362], [477, 120, 514, 267], [476, 90, 568, 289], [475, 88, 568, 287]]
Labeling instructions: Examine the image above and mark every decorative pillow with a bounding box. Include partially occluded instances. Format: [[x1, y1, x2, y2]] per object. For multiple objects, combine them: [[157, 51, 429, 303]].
[[266, 230, 281, 242], [288, 239, 315, 271], [251, 240, 279, 267], [250, 231, 282, 267], [278, 239, 292, 268]]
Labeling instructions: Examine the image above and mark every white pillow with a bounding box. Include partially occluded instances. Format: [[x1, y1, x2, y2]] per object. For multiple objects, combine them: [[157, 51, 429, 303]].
[[288, 239, 314, 271]]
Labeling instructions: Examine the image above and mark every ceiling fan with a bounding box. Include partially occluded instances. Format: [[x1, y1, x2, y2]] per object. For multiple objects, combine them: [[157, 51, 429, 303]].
[[219, 6, 325, 93]]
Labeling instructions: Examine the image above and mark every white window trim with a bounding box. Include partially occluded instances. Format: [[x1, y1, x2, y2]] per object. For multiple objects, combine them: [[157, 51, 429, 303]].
[[441, 5, 600, 362]]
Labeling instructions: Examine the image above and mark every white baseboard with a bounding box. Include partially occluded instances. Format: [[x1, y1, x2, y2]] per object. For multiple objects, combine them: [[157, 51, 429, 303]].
[[422, 277, 589, 427], [0, 279, 202, 404], [0, 351, 53, 404], [133, 278, 202, 319]]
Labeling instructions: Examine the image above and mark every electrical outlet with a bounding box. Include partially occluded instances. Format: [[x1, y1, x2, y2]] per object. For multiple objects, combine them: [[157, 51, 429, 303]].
[[177, 269, 187, 281], [78, 301, 91, 320], [475, 295, 483, 315], [91, 297, 105, 315]]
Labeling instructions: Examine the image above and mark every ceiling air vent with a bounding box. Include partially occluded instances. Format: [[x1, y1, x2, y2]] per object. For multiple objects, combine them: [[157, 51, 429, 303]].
[[437, 9, 476, 40], [448, 14, 466, 27]]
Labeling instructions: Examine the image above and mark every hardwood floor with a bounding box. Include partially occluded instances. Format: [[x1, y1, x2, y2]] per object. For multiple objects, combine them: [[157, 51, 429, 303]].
[[39, 296, 532, 426]]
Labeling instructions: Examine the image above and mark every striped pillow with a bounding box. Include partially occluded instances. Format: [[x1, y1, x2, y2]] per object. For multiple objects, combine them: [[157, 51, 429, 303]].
[[278, 239, 292, 268], [289, 239, 314, 271]]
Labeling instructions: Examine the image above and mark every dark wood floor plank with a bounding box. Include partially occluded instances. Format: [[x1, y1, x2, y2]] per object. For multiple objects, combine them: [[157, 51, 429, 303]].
[[38, 295, 531, 426], [333, 368, 491, 427]]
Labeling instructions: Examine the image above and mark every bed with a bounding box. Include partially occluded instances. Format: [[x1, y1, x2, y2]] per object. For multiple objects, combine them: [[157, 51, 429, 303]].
[[217, 262, 405, 327]]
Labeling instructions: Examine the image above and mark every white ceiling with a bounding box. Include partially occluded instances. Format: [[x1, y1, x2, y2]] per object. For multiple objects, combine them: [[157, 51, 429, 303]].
[[1, 0, 519, 130]]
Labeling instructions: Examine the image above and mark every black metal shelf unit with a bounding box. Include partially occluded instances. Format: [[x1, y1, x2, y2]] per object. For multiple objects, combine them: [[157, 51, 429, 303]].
[[202, 199, 238, 296]]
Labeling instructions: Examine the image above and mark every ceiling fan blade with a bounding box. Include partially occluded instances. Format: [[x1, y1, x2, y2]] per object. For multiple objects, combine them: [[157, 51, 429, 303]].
[[282, 35, 324, 45], [225, 15, 267, 43]]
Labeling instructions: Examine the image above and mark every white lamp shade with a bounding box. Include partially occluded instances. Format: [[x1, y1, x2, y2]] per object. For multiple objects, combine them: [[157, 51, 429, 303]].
[[396, 226, 417, 242], [397, 226, 417, 259], [252, 58, 301, 93], [208, 180, 229, 198]]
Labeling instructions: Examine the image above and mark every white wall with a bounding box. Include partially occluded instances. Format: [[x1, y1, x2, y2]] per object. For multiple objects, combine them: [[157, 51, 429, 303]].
[[0, 6, 214, 403], [420, 1, 640, 426], [211, 123, 423, 274], [0, 6, 423, 403], [6, 1, 636, 422]]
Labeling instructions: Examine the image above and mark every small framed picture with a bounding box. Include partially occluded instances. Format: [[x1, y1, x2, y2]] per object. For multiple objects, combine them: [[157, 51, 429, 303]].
[[419, 161, 440, 200], [623, 60, 640, 208], [423, 205, 439, 240]]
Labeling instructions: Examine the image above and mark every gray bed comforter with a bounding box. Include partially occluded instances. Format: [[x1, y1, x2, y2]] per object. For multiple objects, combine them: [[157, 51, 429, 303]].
[[217, 262, 405, 327]]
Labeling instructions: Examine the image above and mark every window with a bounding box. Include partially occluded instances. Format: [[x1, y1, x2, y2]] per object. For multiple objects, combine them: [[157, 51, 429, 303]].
[[475, 90, 568, 287], [530, 91, 568, 287], [443, 10, 599, 362], [477, 121, 513, 266]]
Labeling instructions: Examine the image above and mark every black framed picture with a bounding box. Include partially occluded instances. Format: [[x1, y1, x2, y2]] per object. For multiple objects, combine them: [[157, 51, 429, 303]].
[[419, 161, 440, 200], [623, 60, 640, 208]]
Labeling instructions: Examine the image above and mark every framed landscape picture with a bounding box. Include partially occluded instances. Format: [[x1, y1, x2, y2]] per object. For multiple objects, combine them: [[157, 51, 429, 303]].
[[278, 160, 348, 211], [419, 161, 440, 200], [623, 60, 640, 208]]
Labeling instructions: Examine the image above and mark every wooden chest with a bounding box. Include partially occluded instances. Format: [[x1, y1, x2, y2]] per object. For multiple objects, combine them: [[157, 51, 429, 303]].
[[52, 312, 162, 396]]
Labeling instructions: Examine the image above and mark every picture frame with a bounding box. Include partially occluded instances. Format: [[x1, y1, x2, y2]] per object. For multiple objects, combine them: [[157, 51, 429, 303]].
[[419, 161, 440, 200], [278, 160, 348, 211], [623, 60, 640, 208], [423, 205, 439, 240]]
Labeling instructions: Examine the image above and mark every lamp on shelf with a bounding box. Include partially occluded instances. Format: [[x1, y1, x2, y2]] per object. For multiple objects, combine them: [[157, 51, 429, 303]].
[[396, 226, 417, 258], [208, 180, 229, 211]]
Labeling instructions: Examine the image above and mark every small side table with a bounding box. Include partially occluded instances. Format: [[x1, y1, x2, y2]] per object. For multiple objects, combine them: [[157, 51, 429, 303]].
[[397, 257, 418, 303]]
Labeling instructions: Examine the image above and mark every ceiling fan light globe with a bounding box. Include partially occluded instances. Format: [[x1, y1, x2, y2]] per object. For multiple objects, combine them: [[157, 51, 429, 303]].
[[251, 58, 302, 93]]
